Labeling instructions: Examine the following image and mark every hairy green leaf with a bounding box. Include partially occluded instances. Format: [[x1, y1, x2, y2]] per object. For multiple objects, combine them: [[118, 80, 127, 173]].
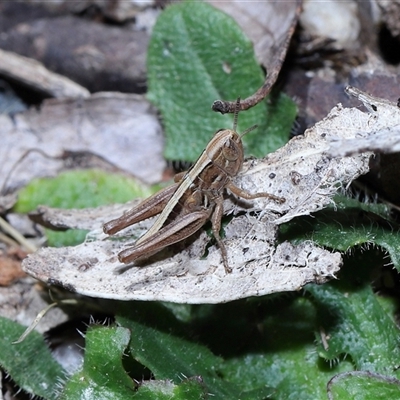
[[116, 312, 273, 400], [14, 169, 154, 247], [61, 325, 135, 400], [15, 169, 153, 213], [220, 297, 352, 400], [307, 252, 400, 378], [279, 196, 400, 271], [134, 378, 207, 400], [147, 1, 296, 161], [327, 372, 400, 400], [0, 317, 65, 400]]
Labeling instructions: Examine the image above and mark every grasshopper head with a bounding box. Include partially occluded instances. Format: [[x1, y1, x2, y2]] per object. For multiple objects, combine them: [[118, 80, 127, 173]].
[[206, 98, 257, 176], [206, 128, 243, 177]]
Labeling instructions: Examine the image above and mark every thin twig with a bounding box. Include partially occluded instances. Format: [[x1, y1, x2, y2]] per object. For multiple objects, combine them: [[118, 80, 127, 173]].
[[13, 299, 78, 344], [0, 216, 37, 253], [0, 232, 19, 247]]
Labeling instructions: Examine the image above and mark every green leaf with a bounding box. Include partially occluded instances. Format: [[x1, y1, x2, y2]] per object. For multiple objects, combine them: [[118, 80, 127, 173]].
[[147, 1, 296, 161], [135, 378, 208, 400], [14, 169, 154, 247], [61, 325, 135, 400], [246, 92, 297, 155], [333, 195, 392, 219], [279, 196, 400, 271], [328, 372, 400, 400], [0, 316, 65, 400], [116, 313, 272, 400], [15, 169, 153, 212], [220, 297, 352, 400], [43, 229, 89, 247], [307, 253, 400, 378]]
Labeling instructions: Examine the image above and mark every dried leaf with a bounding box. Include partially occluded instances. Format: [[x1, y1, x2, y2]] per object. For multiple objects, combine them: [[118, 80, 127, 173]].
[[23, 234, 340, 304], [0, 93, 165, 194], [326, 86, 400, 157], [0, 279, 68, 333], [300, 1, 360, 49]]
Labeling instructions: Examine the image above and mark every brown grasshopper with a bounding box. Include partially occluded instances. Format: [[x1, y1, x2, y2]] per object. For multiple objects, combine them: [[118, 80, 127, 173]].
[[103, 100, 285, 273]]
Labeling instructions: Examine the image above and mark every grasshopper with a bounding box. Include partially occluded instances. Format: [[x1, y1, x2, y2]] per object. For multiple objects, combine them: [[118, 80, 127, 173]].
[[103, 100, 285, 273]]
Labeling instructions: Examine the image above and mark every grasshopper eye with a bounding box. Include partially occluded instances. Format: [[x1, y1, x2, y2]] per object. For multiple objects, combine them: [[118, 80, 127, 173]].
[[222, 139, 239, 161]]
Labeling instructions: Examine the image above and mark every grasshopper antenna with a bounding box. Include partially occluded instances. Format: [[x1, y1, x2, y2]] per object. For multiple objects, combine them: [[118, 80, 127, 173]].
[[232, 97, 240, 132], [233, 97, 258, 138], [240, 124, 258, 138]]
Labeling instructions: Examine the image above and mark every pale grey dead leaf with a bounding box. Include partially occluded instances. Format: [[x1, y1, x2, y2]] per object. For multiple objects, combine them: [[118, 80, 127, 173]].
[[22, 218, 340, 304], [0, 93, 165, 195], [327, 86, 400, 157], [22, 86, 395, 304], [0, 278, 68, 333], [6, 213, 42, 238], [300, 0, 360, 49], [0, 193, 18, 213]]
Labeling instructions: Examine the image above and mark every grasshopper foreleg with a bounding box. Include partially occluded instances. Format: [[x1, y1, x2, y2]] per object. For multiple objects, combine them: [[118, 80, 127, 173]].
[[227, 182, 285, 204]]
